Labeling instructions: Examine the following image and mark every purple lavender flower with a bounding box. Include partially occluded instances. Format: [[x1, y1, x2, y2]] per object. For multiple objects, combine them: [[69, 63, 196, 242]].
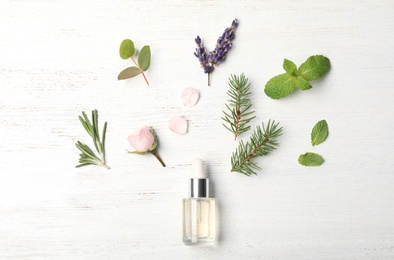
[[194, 36, 214, 74], [210, 19, 238, 66], [194, 19, 239, 86]]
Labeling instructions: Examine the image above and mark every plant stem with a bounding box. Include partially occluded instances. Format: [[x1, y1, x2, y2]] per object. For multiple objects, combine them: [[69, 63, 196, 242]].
[[99, 163, 111, 170], [100, 153, 110, 169], [150, 150, 166, 167], [130, 56, 150, 85], [234, 85, 241, 140]]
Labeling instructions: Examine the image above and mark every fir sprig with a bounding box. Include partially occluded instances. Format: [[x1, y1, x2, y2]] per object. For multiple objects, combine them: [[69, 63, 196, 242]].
[[75, 110, 110, 169], [231, 120, 282, 176], [222, 73, 255, 140]]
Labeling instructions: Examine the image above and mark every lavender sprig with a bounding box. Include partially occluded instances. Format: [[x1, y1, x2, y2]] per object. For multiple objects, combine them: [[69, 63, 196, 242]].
[[194, 19, 239, 86], [194, 36, 213, 74]]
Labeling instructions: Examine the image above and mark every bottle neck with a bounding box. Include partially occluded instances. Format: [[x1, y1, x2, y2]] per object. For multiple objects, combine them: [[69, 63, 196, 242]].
[[190, 178, 209, 198]]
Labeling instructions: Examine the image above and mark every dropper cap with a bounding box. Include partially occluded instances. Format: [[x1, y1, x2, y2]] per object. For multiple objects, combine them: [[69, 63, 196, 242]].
[[190, 159, 209, 198], [192, 158, 205, 178]]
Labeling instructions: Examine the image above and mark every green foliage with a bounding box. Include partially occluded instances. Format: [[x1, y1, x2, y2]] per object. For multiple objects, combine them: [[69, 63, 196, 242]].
[[311, 119, 329, 145], [119, 39, 136, 59], [138, 46, 151, 71], [118, 39, 151, 85], [231, 120, 282, 176], [75, 110, 110, 169], [222, 73, 255, 140], [264, 55, 331, 99], [298, 55, 330, 81], [118, 67, 141, 80], [298, 152, 324, 166], [264, 73, 296, 100], [283, 59, 297, 76]]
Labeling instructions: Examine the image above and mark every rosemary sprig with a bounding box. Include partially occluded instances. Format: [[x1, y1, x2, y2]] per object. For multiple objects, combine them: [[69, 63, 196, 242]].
[[75, 110, 110, 169], [231, 120, 282, 176], [222, 73, 255, 140]]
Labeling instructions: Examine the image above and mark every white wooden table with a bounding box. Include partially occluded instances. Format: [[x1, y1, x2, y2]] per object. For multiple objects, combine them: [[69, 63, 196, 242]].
[[1, 0, 394, 259]]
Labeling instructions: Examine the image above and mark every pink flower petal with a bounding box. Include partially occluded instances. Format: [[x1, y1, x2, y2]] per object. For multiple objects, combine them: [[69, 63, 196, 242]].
[[181, 88, 200, 107], [127, 126, 155, 152], [168, 116, 188, 134]]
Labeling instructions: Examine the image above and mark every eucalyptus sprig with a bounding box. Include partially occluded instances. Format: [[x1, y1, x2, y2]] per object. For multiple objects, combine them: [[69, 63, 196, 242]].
[[118, 39, 151, 85], [231, 120, 282, 176], [75, 110, 110, 169], [222, 73, 255, 140]]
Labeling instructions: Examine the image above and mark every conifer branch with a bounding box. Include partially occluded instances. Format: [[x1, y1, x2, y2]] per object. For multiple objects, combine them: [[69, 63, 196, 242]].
[[231, 120, 282, 176], [222, 73, 255, 140]]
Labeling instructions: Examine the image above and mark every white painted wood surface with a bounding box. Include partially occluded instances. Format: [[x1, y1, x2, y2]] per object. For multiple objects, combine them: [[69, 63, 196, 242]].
[[1, 0, 394, 258]]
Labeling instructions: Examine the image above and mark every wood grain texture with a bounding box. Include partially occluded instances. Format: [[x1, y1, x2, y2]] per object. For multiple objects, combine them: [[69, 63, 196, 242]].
[[1, 0, 394, 259]]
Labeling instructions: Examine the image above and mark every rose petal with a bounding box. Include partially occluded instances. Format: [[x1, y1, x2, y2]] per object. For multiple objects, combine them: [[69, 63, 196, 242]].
[[181, 88, 200, 107], [168, 116, 188, 134], [127, 126, 155, 152]]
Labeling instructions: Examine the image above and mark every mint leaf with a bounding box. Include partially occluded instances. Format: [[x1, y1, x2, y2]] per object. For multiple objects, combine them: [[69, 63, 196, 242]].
[[118, 66, 141, 80], [119, 39, 136, 59], [265, 55, 330, 99], [138, 45, 151, 71], [298, 55, 330, 81], [298, 152, 324, 166], [264, 73, 297, 99], [283, 59, 297, 76], [294, 76, 312, 90], [311, 119, 329, 145]]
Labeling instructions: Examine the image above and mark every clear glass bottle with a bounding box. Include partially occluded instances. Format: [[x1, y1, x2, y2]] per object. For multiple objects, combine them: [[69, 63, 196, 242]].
[[182, 159, 216, 245]]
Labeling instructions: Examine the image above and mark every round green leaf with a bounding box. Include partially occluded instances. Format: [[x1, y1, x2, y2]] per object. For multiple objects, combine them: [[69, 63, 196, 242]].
[[119, 39, 136, 59], [138, 45, 151, 71], [118, 66, 141, 80]]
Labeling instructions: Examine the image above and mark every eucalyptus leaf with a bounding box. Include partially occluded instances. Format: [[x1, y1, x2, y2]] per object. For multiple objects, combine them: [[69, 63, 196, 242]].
[[119, 39, 136, 59], [297, 55, 330, 81], [264, 73, 297, 99], [311, 119, 329, 145], [118, 66, 142, 80], [283, 59, 297, 76], [138, 45, 151, 71], [298, 152, 324, 166]]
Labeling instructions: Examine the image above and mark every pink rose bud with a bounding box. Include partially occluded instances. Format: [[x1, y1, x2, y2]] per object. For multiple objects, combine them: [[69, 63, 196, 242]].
[[181, 88, 200, 107], [127, 126, 155, 152], [168, 116, 188, 134]]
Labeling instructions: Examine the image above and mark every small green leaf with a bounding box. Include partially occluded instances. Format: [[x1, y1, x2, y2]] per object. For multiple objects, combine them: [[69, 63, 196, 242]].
[[138, 45, 151, 71], [298, 152, 324, 166], [118, 66, 141, 80], [283, 59, 297, 76], [264, 73, 297, 99], [120, 39, 136, 59], [311, 119, 329, 145], [294, 76, 312, 90], [297, 55, 330, 81]]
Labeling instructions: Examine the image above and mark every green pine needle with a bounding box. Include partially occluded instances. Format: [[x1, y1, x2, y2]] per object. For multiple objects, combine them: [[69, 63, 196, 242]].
[[75, 110, 110, 169], [231, 120, 282, 176], [222, 73, 256, 140]]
